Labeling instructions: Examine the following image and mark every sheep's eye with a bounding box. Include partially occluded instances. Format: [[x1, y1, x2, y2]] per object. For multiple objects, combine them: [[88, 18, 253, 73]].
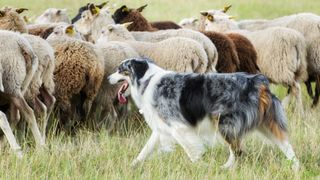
[[207, 15, 214, 22]]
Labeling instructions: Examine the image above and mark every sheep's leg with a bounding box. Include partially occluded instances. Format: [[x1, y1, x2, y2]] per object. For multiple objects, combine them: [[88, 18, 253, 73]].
[[39, 87, 56, 120], [312, 75, 320, 108], [0, 112, 23, 158], [35, 97, 47, 141], [9, 103, 20, 128], [83, 99, 93, 119], [305, 80, 313, 98], [282, 87, 292, 109], [292, 82, 304, 116], [11, 93, 45, 147]]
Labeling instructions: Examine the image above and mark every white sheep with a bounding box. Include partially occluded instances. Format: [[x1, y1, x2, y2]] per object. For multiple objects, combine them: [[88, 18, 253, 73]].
[[131, 29, 218, 72], [74, 4, 114, 42], [237, 13, 320, 107], [179, 17, 199, 31], [201, 14, 308, 115], [100, 23, 209, 73], [0, 30, 44, 147], [35, 8, 70, 24]]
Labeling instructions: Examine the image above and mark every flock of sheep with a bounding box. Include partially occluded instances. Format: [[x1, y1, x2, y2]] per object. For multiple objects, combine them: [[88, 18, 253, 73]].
[[0, 2, 319, 157]]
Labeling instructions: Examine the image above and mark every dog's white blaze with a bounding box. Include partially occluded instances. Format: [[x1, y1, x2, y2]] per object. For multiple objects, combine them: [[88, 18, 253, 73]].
[[108, 71, 129, 85]]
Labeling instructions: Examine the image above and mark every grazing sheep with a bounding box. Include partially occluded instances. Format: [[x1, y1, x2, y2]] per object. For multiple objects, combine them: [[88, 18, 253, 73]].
[[201, 14, 308, 115], [47, 27, 104, 128], [179, 17, 199, 30], [131, 29, 218, 72], [150, 21, 181, 30], [74, 3, 114, 42], [35, 8, 70, 24], [71, 1, 109, 24], [102, 23, 208, 73], [0, 30, 44, 147], [237, 13, 320, 107]]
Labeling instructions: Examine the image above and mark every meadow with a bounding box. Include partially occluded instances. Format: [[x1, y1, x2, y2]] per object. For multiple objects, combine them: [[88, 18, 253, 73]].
[[0, 0, 320, 179]]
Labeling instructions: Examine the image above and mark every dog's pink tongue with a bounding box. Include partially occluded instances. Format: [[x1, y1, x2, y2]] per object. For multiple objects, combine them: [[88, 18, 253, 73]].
[[118, 82, 128, 104]]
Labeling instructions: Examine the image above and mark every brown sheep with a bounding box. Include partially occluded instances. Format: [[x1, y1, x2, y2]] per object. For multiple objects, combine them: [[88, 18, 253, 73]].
[[47, 30, 104, 129], [150, 21, 181, 30]]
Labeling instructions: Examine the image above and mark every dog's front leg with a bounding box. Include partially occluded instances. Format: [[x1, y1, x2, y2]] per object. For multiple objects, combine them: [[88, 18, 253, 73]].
[[132, 132, 160, 167]]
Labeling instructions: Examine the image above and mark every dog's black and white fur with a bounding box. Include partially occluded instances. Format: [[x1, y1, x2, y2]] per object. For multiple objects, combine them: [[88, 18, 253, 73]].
[[108, 58, 299, 170]]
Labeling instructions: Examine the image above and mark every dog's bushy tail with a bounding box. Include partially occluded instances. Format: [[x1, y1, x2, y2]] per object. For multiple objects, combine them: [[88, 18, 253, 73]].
[[258, 82, 288, 140]]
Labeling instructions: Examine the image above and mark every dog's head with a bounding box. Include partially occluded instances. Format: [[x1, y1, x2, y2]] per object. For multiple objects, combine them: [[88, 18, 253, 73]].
[[108, 58, 151, 104]]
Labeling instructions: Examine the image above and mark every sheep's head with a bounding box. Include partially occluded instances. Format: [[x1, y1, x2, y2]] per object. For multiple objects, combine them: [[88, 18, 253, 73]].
[[47, 23, 83, 40], [35, 8, 70, 24], [179, 17, 199, 30], [99, 22, 134, 42], [72, 1, 109, 23], [112, 4, 147, 24], [199, 11, 237, 32], [0, 7, 28, 33]]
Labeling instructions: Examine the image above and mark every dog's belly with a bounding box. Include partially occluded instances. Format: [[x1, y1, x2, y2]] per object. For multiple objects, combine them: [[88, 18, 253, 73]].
[[196, 116, 220, 147]]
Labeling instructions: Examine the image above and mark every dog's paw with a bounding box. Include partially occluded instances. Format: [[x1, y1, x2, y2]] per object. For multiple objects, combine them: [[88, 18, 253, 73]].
[[291, 160, 300, 172]]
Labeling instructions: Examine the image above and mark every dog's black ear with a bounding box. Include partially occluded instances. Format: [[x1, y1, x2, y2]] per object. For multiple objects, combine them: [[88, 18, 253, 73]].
[[130, 59, 148, 80]]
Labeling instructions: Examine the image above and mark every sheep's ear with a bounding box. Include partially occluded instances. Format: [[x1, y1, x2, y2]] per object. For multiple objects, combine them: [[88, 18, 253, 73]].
[[229, 16, 236, 20], [89, 3, 100, 15], [200, 11, 208, 17], [23, 15, 29, 23], [207, 14, 214, 22], [137, 4, 147, 12], [122, 22, 133, 29], [97, 1, 109, 9], [16, 8, 28, 14], [121, 6, 129, 13], [56, 9, 67, 15], [0, 10, 4, 17], [222, 5, 232, 13], [192, 18, 199, 23], [65, 25, 75, 35], [107, 25, 114, 31]]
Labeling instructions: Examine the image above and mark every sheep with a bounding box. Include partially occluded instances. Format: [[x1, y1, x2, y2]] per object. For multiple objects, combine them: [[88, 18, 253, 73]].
[[71, 1, 109, 24], [0, 30, 44, 147], [237, 13, 320, 107], [150, 21, 181, 30], [179, 17, 199, 30], [94, 35, 140, 130], [101, 23, 208, 73], [0, 7, 28, 33], [201, 14, 308, 115], [131, 29, 218, 72], [35, 8, 70, 24], [74, 3, 115, 42], [47, 26, 104, 129], [0, 7, 56, 139]]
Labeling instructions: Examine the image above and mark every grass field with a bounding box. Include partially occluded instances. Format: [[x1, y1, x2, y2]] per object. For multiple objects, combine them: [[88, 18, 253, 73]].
[[0, 0, 320, 179]]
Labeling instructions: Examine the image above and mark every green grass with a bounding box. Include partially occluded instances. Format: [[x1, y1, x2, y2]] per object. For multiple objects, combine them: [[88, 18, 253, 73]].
[[0, 0, 320, 179]]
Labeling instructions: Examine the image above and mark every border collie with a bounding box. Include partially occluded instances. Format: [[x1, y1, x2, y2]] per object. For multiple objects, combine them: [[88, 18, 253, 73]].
[[108, 58, 299, 170]]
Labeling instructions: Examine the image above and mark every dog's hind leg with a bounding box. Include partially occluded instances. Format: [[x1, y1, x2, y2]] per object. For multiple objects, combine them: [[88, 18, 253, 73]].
[[171, 125, 205, 162], [158, 134, 176, 154], [132, 132, 160, 167], [0, 111, 23, 158], [258, 127, 299, 171]]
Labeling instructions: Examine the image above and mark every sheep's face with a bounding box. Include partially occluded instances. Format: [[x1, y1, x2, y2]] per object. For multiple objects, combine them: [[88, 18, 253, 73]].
[[47, 24, 82, 40], [0, 7, 27, 33], [35, 8, 70, 24], [74, 10, 92, 36], [200, 13, 237, 32], [179, 17, 199, 30], [100, 23, 133, 41]]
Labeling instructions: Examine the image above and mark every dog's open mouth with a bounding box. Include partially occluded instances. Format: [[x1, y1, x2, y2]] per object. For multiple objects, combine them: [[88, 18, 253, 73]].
[[118, 81, 129, 104]]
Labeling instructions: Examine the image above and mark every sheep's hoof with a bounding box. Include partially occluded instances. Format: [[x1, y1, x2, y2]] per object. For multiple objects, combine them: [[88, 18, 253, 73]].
[[131, 159, 141, 168], [15, 149, 23, 159]]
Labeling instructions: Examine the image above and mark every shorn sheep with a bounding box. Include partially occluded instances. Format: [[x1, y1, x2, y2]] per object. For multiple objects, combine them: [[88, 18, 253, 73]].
[[131, 29, 218, 72], [35, 8, 70, 24], [237, 13, 320, 107], [74, 3, 115, 42], [201, 14, 308, 115], [102, 23, 208, 73], [47, 25, 104, 129], [0, 7, 56, 139], [0, 30, 44, 149]]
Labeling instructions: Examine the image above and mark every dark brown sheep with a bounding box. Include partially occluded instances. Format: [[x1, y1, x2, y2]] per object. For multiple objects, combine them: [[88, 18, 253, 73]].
[[201, 31, 239, 73], [150, 21, 181, 30], [226, 33, 259, 74]]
